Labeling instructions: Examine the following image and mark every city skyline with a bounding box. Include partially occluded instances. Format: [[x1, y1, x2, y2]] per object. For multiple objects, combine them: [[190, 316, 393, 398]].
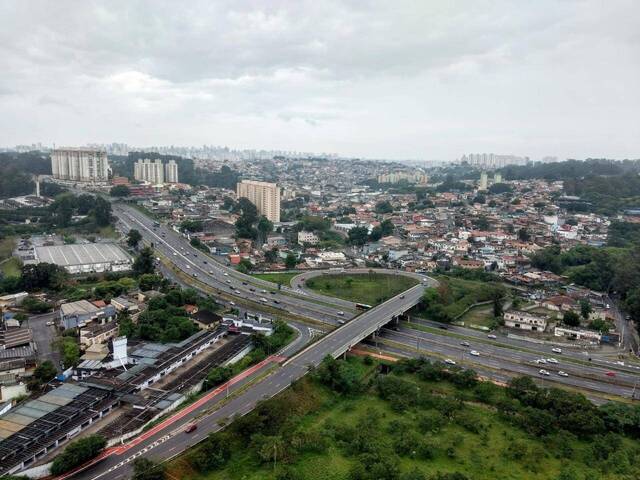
[[1, 1, 639, 161]]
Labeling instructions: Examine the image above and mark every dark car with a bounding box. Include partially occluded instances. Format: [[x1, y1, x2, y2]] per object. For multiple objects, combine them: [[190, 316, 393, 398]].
[[184, 423, 197, 433]]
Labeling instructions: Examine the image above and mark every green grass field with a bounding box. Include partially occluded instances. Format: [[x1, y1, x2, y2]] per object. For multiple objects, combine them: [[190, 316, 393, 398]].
[[0, 257, 22, 277], [305, 273, 418, 306], [168, 357, 637, 480], [251, 272, 299, 286], [0, 237, 15, 260], [458, 304, 496, 329]]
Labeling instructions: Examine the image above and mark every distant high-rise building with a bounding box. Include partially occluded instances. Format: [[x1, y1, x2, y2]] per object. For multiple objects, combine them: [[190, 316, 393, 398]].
[[236, 180, 281, 223], [377, 171, 428, 185], [460, 153, 528, 169], [494, 172, 503, 184], [51, 148, 109, 183], [479, 172, 488, 190], [134, 159, 164, 184], [164, 160, 179, 183]]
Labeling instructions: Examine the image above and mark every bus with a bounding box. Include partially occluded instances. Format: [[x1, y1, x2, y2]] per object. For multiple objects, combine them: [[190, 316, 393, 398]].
[[355, 303, 372, 311]]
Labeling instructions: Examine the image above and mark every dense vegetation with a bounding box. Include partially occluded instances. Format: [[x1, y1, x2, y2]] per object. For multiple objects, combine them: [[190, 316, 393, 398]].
[[203, 321, 294, 390], [500, 158, 640, 181], [118, 288, 205, 343], [169, 356, 640, 480], [50, 435, 106, 475], [529, 243, 640, 326], [417, 276, 505, 324], [0, 151, 52, 198], [0, 191, 111, 238]]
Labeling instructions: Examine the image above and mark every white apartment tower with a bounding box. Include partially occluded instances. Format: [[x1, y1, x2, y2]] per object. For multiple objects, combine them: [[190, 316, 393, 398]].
[[134, 159, 164, 185], [479, 171, 488, 190], [236, 180, 281, 223], [51, 148, 109, 183], [164, 160, 179, 183]]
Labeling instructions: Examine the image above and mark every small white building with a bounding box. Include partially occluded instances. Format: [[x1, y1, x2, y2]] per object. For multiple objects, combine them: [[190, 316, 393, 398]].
[[503, 310, 548, 332], [554, 326, 602, 342], [297, 231, 319, 245]]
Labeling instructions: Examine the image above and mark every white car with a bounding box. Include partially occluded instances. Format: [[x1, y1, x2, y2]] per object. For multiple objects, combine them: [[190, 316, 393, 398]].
[[469, 350, 480, 356], [260, 297, 268, 303], [224, 273, 229, 276], [535, 358, 547, 364], [552, 347, 562, 354], [209, 270, 214, 274], [261, 289, 267, 294], [444, 359, 456, 365], [229, 301, 236, 306], [226, 279, 231, 283], [173, 252, 177, 256], [337, 311, 345, 316], [546, 358, 558, 364], [558, 371, 569, 377], [539, 369, 550, 376], [46, 321, 54, 326], [186, 265, 191, 269], [615, 361, 625, 366], [487, 334, 497, 339], [234, 290, 241, 294]]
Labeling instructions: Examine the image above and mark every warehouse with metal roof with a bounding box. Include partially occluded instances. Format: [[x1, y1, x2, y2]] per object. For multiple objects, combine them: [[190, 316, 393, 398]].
[[32, 243, 132, 274]]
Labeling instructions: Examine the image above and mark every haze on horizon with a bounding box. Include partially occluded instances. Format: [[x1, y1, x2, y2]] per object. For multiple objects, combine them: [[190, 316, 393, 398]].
[[0, 0, 639, 161]]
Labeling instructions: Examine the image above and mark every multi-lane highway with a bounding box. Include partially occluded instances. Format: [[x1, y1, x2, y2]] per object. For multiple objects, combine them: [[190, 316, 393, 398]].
[[58, 203, 638, 480]]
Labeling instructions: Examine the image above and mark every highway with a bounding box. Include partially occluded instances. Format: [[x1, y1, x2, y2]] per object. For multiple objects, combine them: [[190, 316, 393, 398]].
[[70, 280, 429, 480], [57, 204, 639, 480]]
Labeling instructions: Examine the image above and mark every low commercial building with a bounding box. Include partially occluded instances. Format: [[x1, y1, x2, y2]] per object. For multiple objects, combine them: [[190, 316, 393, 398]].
[[554, 326, 602, 342], [32, 243, 132, 274], [503, 310, 548, 332], [59, 300, 116, 330]]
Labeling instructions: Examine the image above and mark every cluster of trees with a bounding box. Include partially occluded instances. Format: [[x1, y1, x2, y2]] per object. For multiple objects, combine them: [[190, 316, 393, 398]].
[[119, 288, 200, 343], [203, 321, 294, 391], [0, 151, 52, 198], [419, 278, 506, 323], [500, 158, 640, 182], [530, 243, 640, 326], [49, 193, 112, 229], [346, 221, 393, 246], [234, 198, 273, 242], [564, 174, 640, 215], [0, 262, 68, 295], [28, 360, 58, 391], [109, 185, 130, 197], [50, 435, 106, 475]]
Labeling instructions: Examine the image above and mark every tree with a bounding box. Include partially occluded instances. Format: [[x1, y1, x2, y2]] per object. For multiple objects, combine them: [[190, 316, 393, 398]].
[[93, 196, 112, 226], [56, 337, 80, 368], [492, 289, 505, 318], [127, 229, 142, 248], [34, 360, 57, 383], [257, 216, 274, 242], [50, 435, 106, 475], [131, 458, 166, 480], [562, 310, 581, 327], [348, 226, 370, 246], [518, 228, 531, 242], [265, 248, 278, 264], [285, 252, 297, 270], [580, 299, 593, 320], [237, 258, 253, 274], [380, 219, 395, 236], [133, 247, 155, 276], [369, 226, 382, 242], [375, 200, 393, 214], [109, 185, 130, 197]]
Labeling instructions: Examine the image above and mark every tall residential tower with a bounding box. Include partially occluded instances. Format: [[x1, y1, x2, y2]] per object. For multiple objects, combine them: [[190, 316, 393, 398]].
[[236, 180, 281, 223], [51, 148, 109, 183]]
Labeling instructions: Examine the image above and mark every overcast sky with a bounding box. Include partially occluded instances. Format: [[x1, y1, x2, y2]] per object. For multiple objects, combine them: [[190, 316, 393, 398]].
[[1, 1, 639, 161]]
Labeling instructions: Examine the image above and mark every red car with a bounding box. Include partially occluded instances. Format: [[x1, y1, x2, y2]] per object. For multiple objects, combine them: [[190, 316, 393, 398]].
[[184, 423, 197, 433], [605, 371, 616, 377]]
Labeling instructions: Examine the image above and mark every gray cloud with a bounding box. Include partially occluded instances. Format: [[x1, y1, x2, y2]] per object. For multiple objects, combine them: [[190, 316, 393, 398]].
[[0, 0, 638, 159]]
